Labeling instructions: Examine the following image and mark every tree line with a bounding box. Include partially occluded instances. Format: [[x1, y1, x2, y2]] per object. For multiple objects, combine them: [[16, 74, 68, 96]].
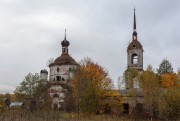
[[13, 58, 122, 115], [123, 59, 180, 120], [10, 58, 180, 120]]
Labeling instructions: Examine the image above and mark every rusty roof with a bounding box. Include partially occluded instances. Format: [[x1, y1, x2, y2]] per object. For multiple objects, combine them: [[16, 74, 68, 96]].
[[49, 54, 79, 67], [127, 40, 143, 51]]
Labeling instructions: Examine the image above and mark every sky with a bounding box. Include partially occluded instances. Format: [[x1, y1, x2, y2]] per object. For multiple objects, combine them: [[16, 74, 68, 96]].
[[0, 0, 180, 93]]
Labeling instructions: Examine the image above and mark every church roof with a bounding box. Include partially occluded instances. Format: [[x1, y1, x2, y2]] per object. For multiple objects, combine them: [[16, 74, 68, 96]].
[[49, 54, 79, 67], [40, 69, 48, 74], [127, 40, 143, 51]]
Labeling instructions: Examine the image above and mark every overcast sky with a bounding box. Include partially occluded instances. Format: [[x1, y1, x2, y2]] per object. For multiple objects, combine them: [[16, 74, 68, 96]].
[[0, 0, 180, 93]]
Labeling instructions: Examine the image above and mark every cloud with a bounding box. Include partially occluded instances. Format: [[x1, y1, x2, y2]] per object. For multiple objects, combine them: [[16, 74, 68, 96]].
[[0, 0, 180, 93]]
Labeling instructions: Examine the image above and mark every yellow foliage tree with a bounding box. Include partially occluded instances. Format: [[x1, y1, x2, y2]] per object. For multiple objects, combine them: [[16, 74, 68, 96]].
[[159, 88, 180, 120], [161, 74, 180, 88], [72, 58, 114, 114], [140, 65, 161, 118]]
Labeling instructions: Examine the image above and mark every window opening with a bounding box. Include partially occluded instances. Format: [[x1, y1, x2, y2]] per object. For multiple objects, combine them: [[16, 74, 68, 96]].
[[57, 67, 60, 72], [132, 54, 138, 64], [69, 68, 72, 72], [56, 76, 60, 81]]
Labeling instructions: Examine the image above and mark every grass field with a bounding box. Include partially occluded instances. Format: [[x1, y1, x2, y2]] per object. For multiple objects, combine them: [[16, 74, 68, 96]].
[[0, 109, 161, 121]]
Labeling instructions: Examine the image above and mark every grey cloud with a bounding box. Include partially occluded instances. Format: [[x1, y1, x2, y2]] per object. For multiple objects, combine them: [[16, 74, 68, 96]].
[[0, 0, 180, 93]]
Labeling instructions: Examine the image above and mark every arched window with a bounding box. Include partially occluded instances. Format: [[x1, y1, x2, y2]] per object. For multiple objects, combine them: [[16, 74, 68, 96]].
[[132, 54, 138, 64], [56, 76, 61, 81], [69, 68, 72, 72], [133, 36, 137, 40], [57, 67, 60, 72], [63, 48, 65, 53]]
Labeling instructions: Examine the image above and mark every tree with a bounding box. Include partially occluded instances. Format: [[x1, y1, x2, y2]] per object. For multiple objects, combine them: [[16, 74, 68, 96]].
[[14, 73, 40, 100], [46, 58, 54, 67], [140, 65, 161, 119], [4, 93, 11, 100], [159, 88, 180, 120], [178, 68, 180, 75], [64, 85, 76, 112], [80, 86, 100, 114], [157, 59, 173, 76], [123, 68, 139, 89], [161, 73, 180, 88], [0, 99, 5, 110], [72, 58, 113, 114]]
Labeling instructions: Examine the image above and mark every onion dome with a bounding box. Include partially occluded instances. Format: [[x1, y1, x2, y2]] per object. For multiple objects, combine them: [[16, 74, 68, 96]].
[[61, 40, 70, 47], [61, 29, 70, 47], [133, 31, 137, 36]]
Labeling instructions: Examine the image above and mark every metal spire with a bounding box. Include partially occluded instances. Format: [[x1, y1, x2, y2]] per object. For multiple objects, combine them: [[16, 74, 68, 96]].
[[64, 29, 66, 40], [133, 8, 136, 30], [132, 8, 138, 40]]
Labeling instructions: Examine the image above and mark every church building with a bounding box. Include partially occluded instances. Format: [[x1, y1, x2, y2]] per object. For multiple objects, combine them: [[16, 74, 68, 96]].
[[40, 30, 79, 109]]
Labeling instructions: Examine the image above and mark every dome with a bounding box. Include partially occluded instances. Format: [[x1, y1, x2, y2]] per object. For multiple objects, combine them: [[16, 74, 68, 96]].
[[40, 69, 48, 74], [133, 31, 137, 35], [61, 40, 70, 47], [49, 54, 79, 67], [127, 40, 143, 51]]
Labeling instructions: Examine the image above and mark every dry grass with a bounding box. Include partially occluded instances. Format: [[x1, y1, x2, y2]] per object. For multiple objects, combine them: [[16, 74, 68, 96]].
[[0, 109, 159, 121]]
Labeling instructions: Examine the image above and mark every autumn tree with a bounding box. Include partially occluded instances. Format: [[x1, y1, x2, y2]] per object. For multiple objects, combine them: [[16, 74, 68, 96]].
[[14, 73, 40, 100], [161, 73, 180, 88], [140, 65, 161, 119], [0, 99, 5, 110], [159, 88, 180, 120], [72, 58, 113, 114], [157, 59, 173, 76], [159, 71, 180, 120]]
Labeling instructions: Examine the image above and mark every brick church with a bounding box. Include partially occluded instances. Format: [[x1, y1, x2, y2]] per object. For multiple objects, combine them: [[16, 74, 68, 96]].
[[40, 30, 79, 109]]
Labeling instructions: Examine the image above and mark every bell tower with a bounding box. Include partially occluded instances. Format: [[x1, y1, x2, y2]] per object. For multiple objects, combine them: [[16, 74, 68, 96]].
[[127, 9, 143, 71]]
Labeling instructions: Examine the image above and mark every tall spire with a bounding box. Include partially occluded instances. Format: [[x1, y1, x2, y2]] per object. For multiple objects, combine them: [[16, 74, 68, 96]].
[[133, 8, 136, 30], [132, 8, 137, 40], [64, 29, 66, 40]]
